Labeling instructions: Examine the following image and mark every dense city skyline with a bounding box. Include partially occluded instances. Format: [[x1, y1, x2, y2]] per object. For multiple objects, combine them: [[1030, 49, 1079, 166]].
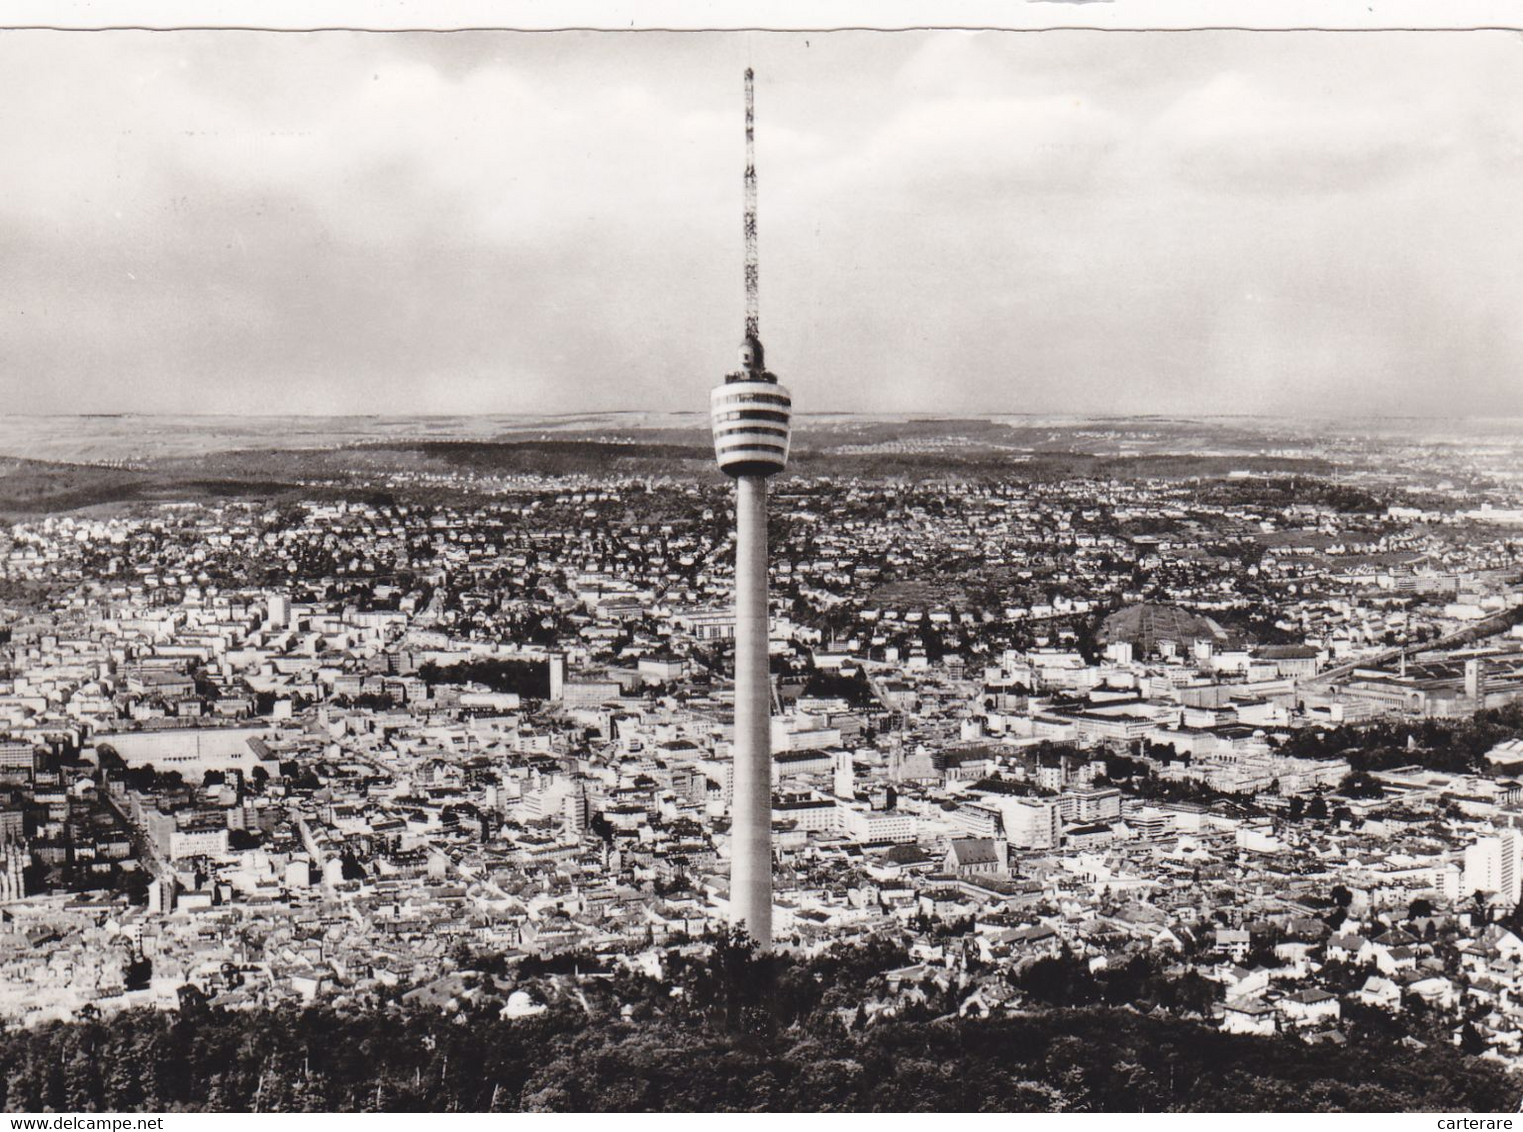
[[4, 412, 1523, 1111], [0, 30, 1519, 419]]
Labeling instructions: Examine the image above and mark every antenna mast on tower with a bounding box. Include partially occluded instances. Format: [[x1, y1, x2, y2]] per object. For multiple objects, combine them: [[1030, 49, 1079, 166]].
[[743, 67, 760, 345]]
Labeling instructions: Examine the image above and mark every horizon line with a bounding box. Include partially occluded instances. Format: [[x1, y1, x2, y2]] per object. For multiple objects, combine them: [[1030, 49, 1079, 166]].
[[10, 410, 1523, 424]]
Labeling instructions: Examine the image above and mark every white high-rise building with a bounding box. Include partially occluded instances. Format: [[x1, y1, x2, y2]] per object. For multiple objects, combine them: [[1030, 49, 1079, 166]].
[[548, 653, 565, 702], [562, 785, 591, 836], [1464, 829, 1521, 902], [833, 749, 855, 800], [994, 796, 1063, 850]]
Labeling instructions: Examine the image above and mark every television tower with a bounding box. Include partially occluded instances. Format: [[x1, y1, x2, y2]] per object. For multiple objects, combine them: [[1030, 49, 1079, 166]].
[[711, 67, 792, 950]]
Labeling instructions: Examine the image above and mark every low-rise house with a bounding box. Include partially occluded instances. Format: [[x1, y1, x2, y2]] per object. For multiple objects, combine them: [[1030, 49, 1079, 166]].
[[1278, 987, 1340, 1026], [1221, 996, 1276, 1036], [1354, 974, 1402, 1011]]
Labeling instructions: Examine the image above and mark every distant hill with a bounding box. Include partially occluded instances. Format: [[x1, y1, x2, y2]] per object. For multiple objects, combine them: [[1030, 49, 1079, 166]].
[[0, 414, 1377, 518], [0, 457, 305, 518]]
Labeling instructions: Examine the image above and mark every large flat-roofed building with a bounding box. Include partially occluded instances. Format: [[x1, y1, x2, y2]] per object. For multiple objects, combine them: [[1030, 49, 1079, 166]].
[[773, 750, 833, 781], [1041, 703, 1164, 745], [0, 742, 33, 771], [672, 608, 737, 641], [92, 726, 282, 777], [559, 680, 625, 709], [1253, 644, 1322, 678], [839, 804, 916, 843], [124, 668, 196, 699], [954, 801, 1004, 839], [169, 824, 231, 860], [1059, 786, 1122, 824], [771, 796, 835, 833]]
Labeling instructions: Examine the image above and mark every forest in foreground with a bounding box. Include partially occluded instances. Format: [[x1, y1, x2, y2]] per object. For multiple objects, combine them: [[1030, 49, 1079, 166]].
[[1, 937, 1518, 1113]]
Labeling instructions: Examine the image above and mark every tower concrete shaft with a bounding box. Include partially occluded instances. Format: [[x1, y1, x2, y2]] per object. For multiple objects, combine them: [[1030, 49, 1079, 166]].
[[729, 474, 773, 948]]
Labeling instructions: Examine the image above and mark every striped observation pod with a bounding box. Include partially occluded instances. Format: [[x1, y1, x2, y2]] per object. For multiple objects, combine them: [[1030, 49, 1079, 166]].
[[712, 345, 792, 478]]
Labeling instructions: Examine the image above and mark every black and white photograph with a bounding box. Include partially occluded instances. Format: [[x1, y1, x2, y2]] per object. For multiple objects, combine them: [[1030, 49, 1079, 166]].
[[1, 0, 1522, 1116]]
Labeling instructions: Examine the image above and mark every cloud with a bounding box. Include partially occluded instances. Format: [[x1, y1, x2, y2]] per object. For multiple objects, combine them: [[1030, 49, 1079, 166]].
[[0, 30, 1517, 421], [1153, 70, 1453, 195]]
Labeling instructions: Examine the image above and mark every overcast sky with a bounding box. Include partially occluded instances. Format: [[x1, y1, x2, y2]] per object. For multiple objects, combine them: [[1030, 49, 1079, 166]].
[[1, 30, 1520, 418]]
